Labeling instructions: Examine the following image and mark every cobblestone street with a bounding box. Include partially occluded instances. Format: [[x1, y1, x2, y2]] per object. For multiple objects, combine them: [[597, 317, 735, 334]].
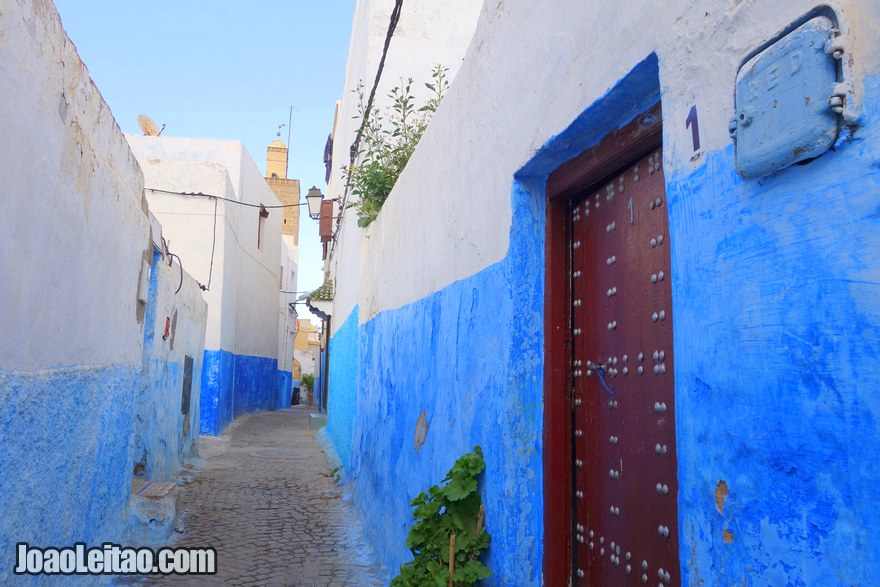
[[141, 408, 387, 587]]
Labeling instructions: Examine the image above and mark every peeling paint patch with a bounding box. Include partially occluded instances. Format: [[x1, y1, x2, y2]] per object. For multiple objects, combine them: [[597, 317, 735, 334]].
[[723, 529, 735, 543], [715, 480, 729, 514], [414, 410, 429, 452]]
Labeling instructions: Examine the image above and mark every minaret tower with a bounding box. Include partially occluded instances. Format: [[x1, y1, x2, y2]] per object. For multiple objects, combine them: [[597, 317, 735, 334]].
[[265, 128, 301, 244]]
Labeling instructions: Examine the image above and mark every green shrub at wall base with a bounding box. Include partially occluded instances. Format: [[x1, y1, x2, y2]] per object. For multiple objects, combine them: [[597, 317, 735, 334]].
[[392, 446, 492, 587]]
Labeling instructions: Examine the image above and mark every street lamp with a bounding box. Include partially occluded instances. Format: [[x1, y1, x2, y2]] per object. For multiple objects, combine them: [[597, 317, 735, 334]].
[[306, 186, 324, 220]]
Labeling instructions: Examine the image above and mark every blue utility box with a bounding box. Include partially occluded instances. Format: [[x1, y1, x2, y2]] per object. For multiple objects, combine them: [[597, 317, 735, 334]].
[[730, 15, 841, 178]]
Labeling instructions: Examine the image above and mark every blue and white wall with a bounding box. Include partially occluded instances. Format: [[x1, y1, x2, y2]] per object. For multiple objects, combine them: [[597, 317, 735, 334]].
[[0, 0, 207, 582], [323, 0, 484, 469], [327, 0, 880, 584], [135, 215, 208, 483], [278, 241, 297, 410], [128, 137, 290, 434]]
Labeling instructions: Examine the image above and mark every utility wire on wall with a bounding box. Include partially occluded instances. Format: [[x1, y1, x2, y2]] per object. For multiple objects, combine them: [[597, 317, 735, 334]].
[[147, 187, 297, 292], [204, 197, 218, 291], [328, 0, 404, 263], [145, 188, 307, 208], [160, 236, 185, 295]]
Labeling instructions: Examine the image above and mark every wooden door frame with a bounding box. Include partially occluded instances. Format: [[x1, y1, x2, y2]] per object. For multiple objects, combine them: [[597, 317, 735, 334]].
[[543, 102, 663, 585]]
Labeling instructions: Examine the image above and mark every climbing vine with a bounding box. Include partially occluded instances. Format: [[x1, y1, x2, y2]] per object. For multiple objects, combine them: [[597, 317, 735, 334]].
[[391, 446, 491, 587], [344, 64, 449, 227]]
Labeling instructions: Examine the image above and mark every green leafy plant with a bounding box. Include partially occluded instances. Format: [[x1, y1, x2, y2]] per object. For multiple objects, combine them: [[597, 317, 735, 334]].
[[345, 64, 449, 227], [301, 373, 314, 389], [392, 446, 491, 587]]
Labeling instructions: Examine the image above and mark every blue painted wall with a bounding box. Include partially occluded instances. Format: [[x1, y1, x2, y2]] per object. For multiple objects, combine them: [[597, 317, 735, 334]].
[[232, 354, 279, 418], [342, 55, 880, 584], [347, 56, 661, 585], [133, 249, 202, 483], [0, 365, 139, 582], [347, 173, 553, 584], [200, 349, 235, 435], [277, 370, 292, 409], [200, 350, 283, 435], [351, 254, 545, 584], [672, 76, 880, 586], [326, 306, 359, 471]]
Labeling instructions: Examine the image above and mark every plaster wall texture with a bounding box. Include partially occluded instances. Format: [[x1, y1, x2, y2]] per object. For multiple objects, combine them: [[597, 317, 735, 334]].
[[128, 137, 287, 433], [128, 135, 284, 361], [294, 348, 319, 378], [0, 0, 150, 371], [138, 158, 238, 350], [329, 0, 880, 584], [325, 306, 359, 471], [134, 242, 208, 484], [0, 0, 146, 576], [357, 0, 880, 315], [325, 0, 483, 336], [0, 0, 208, 580]]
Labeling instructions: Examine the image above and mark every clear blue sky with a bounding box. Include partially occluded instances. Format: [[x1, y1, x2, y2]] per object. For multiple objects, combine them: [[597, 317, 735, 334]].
[[54, 0, 355, 322]]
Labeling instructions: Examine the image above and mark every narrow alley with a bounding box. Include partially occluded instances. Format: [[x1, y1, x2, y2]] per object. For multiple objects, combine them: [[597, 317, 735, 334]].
[[5, 1, 880, 585], [142, 409, 386, 587]]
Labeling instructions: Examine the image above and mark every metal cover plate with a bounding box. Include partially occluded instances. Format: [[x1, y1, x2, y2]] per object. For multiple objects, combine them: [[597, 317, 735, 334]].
[[733, 16, 838, 178]]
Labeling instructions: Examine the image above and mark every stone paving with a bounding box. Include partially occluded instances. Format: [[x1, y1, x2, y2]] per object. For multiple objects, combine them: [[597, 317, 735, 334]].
[[136, 407, 387, 586]]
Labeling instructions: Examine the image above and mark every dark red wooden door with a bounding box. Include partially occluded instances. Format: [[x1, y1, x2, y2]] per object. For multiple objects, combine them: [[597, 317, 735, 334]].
[[570, 148, 679, 586]]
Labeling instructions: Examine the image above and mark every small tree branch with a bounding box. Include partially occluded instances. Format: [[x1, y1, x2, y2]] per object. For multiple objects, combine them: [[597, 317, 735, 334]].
[[448, 533, 456, 587]]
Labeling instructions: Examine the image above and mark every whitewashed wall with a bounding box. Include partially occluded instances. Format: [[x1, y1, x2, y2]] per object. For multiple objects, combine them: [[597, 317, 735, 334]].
[[137, 158, 237, 351], [128, 136, 284, 361], [278, 240, 297, 372], [0, 0, 210, 574], [326, 0, 484, 334], [294, 348, 319, 377], [327, 1, 880, 582], [0, 0, 150, 370], [356, 0, 880, 317]]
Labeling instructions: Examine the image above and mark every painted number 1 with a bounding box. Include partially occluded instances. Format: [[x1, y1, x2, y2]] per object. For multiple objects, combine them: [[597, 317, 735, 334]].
[[685, 105, 700, 152]]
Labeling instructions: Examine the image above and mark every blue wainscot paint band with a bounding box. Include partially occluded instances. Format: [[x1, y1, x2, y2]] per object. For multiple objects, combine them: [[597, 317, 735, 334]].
[[326, 305, 359, 472], [343, 54, 663, 586], [671, 76, 880, 586], [0, 364, 140, 583], [336, 59, 880, 585], [200, 349, 281, 435], [200, 349, 235, 436]]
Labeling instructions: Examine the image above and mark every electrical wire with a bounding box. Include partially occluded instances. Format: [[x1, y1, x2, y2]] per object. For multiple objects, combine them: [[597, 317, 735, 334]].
[[145, 188, 307, 208], [203, 197, 218, 291], [329, 0, 404, 263], [167, 253, 184, 294], [347, 0, 403, 176]]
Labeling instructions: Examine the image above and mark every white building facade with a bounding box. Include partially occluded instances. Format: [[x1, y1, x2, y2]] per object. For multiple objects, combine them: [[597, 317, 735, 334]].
[[127, 136, 294, 434]]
